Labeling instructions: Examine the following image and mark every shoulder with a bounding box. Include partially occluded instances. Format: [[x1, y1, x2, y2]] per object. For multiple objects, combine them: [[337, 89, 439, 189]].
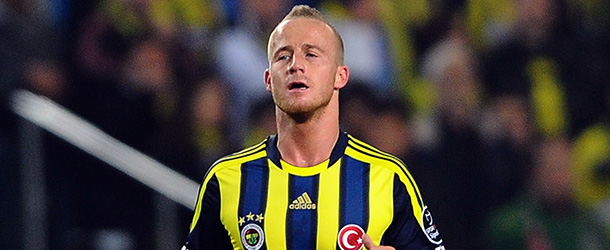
[[204, 138, 269, 179], [344, 134, 409, 174], [344, 134, 424, 201]]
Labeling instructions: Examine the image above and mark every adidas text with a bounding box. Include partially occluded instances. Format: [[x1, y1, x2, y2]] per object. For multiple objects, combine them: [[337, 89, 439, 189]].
[[289, 203, 317, 210]]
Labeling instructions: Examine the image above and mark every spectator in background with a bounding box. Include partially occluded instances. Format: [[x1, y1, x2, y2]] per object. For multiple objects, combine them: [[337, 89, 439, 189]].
[[486, 137, 608, 249], [215, 0, 291, 145], [243, 97, 277, 148], [186, 75, 237, 176], [75, 0, 150, 82], [23, 61, 69, 101], [572, 84, 610, 242], [111, 37, 184, 158], [420, 13, 488, 249], [366, 95, 410, 158], [480, 94, 535, 207], [72, 0, 152, 133], [60, 0, 225, 246], [482, 0, 610, 138], [148, 0, 224, 41], [339, 81, 438, 190], [338, 80, 375, 140], [482, 0, 569, 139], [73, 0, 219, 110], [147, 0, 226, 87], [0, 0, 67, 104], [326, 0, 393, 93]]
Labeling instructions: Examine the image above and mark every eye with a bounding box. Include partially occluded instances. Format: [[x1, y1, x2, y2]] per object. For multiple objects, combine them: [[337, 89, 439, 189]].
[[306, 53, 318, 58], [277, 54, 291, 61]]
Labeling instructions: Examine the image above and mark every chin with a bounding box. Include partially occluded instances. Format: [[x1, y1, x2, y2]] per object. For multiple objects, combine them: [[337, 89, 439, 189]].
[[281, 105, 314, 116], [278, 100, 316, 113], [275, 94, 333, 119], [278, 104, 323, 122]]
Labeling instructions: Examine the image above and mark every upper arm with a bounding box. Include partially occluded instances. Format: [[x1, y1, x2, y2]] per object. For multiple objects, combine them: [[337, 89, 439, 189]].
[[381, 174, 445, 249], [183, 175, 233, 250]]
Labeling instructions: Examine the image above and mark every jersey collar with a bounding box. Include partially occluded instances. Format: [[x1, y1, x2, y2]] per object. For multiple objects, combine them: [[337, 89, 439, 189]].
[[266, 131, 349, 170]]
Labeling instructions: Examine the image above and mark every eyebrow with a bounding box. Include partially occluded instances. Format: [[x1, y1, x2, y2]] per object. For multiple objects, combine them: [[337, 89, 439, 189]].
[[302, 43, 325, 53], [271, 43, 327, 60], [272, 45, 293, 59]]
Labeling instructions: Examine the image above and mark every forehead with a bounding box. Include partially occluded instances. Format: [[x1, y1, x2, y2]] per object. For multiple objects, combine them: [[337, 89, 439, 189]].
[[269, 18, 336, 51]]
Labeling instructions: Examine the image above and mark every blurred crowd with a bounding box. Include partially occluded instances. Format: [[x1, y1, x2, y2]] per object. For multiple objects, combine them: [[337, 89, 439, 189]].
[[2, 0, 610, 249]]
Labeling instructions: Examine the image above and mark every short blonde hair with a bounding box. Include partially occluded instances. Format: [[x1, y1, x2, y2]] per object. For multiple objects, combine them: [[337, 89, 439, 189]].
[[268, 5, 345, 65]]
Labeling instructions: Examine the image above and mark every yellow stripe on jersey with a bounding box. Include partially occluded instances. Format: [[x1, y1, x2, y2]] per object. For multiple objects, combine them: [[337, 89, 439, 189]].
[[346, 135, 426, 229], [189, 141, 267, 232], [216, 164, 242, 249], [316, 159, 342, 248], [368, 165, 396, 245], [265, 159, 289, 250], [220, 149, 268, 249]]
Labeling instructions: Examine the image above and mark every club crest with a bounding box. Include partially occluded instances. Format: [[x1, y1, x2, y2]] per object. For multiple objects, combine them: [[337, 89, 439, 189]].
[[241, 223, 264, 250], [239, 211, 265, 250]]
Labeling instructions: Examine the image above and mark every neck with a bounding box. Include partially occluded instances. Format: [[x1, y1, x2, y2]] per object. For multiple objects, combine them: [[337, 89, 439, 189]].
[[275, 97, 340, 167]]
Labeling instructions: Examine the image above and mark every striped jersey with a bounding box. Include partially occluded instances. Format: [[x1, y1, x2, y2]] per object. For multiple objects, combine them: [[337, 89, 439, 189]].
[[183, 132, 444, 250]]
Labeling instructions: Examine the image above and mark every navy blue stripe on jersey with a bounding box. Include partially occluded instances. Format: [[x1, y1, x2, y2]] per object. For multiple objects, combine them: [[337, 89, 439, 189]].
[[339, 156, 370, 229], [238, 158, 269, 249], [286, 174, 319, 249], [329, 132, 349, 167], [266, 135, 282, 168], [346, 141, 424, 208]]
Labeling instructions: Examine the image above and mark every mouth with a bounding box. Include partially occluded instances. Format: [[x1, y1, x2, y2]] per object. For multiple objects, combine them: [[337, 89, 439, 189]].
[[288, 81, 309, 90]]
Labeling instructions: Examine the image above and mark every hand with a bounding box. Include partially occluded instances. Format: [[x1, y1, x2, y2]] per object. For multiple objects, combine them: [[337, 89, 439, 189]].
[[362, 234, 395, 250]]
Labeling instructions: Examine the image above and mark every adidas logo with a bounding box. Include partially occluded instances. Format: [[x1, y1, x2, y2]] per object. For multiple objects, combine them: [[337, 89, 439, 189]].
[[289, 192, 317, 210]]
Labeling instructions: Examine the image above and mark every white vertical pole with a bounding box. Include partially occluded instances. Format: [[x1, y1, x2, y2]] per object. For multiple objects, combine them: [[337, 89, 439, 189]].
[[154, 194, 181, 250], [19, 119, 48, 250]]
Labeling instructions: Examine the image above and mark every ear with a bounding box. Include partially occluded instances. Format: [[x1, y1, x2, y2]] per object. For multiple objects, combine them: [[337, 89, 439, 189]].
[[334, 65, 349, 90], [264, 69, 272, 93]]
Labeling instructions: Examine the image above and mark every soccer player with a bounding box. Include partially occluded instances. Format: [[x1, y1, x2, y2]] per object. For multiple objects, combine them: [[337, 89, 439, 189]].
[[183, 5, 445, 250]]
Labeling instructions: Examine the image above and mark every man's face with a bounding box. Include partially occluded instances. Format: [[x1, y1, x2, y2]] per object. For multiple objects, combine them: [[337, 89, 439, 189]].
[[265, 18, 347, 117]]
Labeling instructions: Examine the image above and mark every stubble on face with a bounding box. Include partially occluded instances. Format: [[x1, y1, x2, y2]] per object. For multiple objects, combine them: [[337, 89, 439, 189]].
[[275, 92, 333, 123]]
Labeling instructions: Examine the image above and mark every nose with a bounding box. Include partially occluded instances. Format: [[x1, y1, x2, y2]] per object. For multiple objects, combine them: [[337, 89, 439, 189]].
[[288, 53, 305, 74]]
